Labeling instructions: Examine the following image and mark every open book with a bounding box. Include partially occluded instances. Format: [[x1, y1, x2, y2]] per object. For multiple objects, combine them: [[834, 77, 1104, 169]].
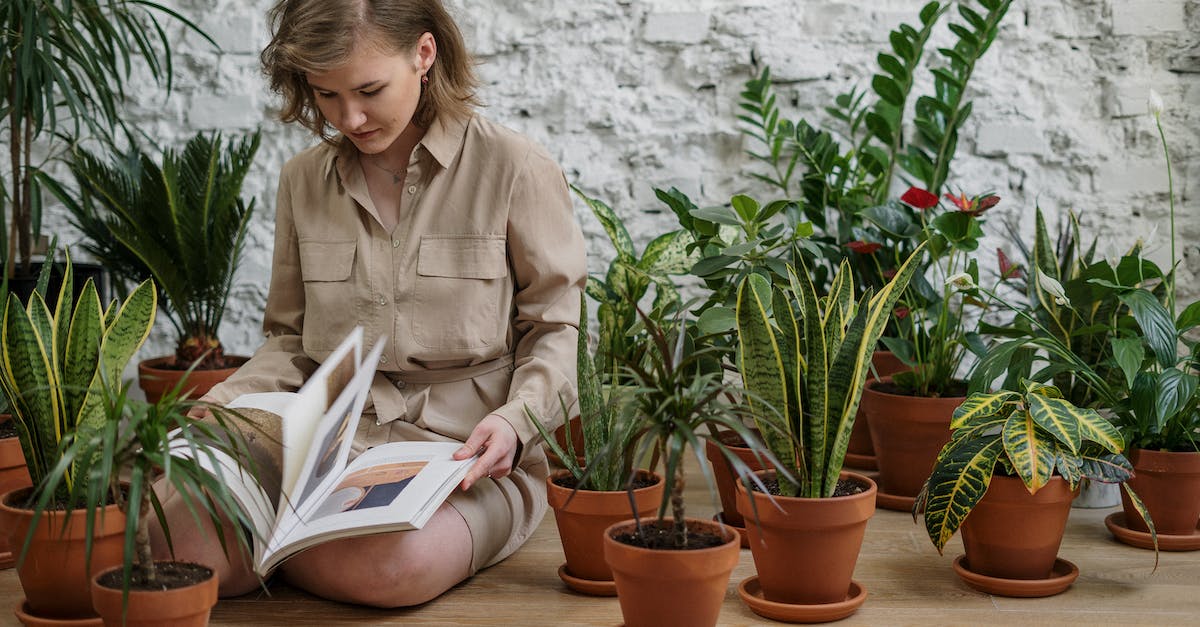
[[173, 328, 476, 576]]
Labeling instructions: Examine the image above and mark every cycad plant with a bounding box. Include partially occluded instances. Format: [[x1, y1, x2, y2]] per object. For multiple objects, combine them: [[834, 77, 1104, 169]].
[[48, 130, 261, 370], [736, 244, 922, 498]]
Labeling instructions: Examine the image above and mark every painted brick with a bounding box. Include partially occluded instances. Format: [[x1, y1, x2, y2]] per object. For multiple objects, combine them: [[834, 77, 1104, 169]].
[[975, 122, 1049, 157], [1113, 1, 1187, 36], [644, 12, 711, 44]]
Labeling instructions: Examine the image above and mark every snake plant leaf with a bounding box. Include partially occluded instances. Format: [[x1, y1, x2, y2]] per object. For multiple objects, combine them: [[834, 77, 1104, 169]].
[[951, 391, 1019, 429], [790, 265, 829, 494], [922, 435, 1004, 553], [824, 260, 855, 353], [1027, 393, 1084, 454], [736, 273, 798, 495], [822, 294, 871, 494], [1075, 408, 1124, 454], [74, 280, 156, 438], [1, 294, 59, 481], [61, 281, 104, 434], [51, 249, 75, 370], [1002, 409, 1056, 492]]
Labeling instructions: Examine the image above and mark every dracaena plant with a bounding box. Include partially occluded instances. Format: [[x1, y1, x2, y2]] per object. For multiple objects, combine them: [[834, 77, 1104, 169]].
[[572, 186, 693, 384], [45, 130, 260, 370], [528, 295, 641, 492], [735, 244, 923, 498], [916, 381, 1154, 554]]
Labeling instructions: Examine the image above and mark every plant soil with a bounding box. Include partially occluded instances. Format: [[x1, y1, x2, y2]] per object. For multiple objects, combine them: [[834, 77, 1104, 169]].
[[5, 485, 124, 511], [0, 420, 16, 439], [553, 473, 658, 491], [875, 379, 968, 398], [754, 476, 868, 497], [96, 561, 212, 591], [612, 520, 726, 550]]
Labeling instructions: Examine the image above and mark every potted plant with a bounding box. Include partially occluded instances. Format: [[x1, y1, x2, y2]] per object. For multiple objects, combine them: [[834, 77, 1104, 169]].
[[916, 381, 1155, 597], [527, 296, 662, 596], [732, 246, 920, 622], [0, 268, 31, 570], [2, 0, 211, 289], [601, 306, 773, 627], [0, 250, 156, 622], [48, 130, 262, 402], [35, 378, 261, 626]]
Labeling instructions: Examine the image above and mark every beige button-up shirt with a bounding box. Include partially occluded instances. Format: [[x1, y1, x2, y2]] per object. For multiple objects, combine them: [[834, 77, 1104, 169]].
[[209, 113, 585, 467]]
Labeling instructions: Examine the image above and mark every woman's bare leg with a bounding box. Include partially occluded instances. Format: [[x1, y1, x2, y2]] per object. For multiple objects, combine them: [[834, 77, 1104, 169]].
[[149, 481, 262, 596], [280, 502, 473, 608]]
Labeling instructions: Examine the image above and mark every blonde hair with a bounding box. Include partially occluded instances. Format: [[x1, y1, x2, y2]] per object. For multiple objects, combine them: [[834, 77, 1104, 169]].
[[261, 0, 480, 140]]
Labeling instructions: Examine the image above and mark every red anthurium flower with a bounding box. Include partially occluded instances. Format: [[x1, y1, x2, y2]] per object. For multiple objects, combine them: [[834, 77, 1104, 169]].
[[945, 192, 1000, 216], [901, 187, 939, 210], [977, 195, 1001, 212], [893, 306, 910, 319], [845, 240, 882, 254], [997, 248, 1022, 280], [944, 192, 973, 212]]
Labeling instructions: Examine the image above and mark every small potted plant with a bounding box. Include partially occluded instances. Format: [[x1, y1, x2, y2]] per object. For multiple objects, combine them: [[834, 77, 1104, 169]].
[[49, 130, 262, 402], [0, 250, 156, 622], [601, 305, 773, 627], [32, 377, 261, 627], [733, 246, 920, 623], [528, 297, 663, 596], [916, 381, 1155, 597]]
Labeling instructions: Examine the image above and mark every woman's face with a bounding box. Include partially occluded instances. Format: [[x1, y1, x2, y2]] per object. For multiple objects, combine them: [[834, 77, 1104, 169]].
[[306, 33, 435, 155]]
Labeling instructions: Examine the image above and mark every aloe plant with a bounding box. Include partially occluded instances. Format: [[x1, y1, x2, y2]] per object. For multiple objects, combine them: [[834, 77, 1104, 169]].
[[917, 382, 1155, 554], [0, 250, 156, 503], [46, 130, 260, 370], [735, 243, 924, 498]]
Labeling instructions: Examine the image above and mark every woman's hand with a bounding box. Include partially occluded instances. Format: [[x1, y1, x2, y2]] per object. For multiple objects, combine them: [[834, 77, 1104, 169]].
[[187, 395, 217, 420], [454, 414, 519, 490]]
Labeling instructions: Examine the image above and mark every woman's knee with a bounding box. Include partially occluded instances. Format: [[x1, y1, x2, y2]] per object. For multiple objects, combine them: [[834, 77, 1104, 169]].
[[284, 545, 453, 607]]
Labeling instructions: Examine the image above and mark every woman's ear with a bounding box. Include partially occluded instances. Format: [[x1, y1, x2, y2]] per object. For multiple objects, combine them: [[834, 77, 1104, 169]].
[[416, 32, 437, 74]]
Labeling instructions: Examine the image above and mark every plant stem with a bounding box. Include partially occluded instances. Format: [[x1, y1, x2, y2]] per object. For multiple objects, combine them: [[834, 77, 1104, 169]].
[[1154, 113, 1176, 317]]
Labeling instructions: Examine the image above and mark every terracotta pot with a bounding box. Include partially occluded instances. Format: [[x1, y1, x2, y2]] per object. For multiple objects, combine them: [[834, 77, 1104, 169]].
[[861, 377, 963, 505], [960, 475, 1074, 580], [736, 470, 876, 605], [545, 415, 586, 468], [706, 430, 771, 528], [603, 518, 741, 627], [1121, 448, 1200, 535], [0, 416, 33, 570], [0, 487, 126, 620], [846, 351, 910, 470], [91, 561, 219, 627], [137, 355, 249, 404], [547, 469, 664, 584]]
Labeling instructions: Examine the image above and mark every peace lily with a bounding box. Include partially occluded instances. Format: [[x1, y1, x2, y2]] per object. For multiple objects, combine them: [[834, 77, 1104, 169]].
[[1035, 268, 1070, 307]]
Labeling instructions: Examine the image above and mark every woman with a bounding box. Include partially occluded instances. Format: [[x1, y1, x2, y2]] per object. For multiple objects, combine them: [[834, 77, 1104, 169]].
[[154, 0, 585, 607]]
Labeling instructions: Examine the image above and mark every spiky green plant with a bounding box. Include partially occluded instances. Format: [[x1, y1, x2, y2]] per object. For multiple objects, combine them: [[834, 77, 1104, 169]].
[[736, 243, 924, 498], [47, 130, 260, 370], [0, 250, 156, 504], [916, 381, 1155, 554]]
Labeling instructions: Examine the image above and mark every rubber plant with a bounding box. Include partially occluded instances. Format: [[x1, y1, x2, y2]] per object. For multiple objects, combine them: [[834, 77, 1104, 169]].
[[46, 130, 260, 370], [0, 249, 156, 504], [735, 243, 924, 497], [916, 381, 1156, 553]]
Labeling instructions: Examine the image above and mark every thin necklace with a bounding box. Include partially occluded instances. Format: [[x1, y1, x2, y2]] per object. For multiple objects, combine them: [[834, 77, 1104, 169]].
[[365, 156, 405, 185]]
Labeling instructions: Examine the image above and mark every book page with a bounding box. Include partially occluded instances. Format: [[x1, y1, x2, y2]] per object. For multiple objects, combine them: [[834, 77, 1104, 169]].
[[258, 442, 475, 575]]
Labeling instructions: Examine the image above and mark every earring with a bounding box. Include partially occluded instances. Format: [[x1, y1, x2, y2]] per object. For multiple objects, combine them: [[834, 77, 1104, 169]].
[[421, 74, 429, 87]]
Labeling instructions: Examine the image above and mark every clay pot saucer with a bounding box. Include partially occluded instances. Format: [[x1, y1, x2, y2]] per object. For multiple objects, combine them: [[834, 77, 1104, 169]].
[[14, 599, 102, 627], [1105, 512, 1200, 551], [712, 513, 749, 548], [737, 575, 867, 623], [874, 489, 916, 512], [842, 452, 878, 471], [557, 563, 617, 596], [952, 555, 1078, 598]]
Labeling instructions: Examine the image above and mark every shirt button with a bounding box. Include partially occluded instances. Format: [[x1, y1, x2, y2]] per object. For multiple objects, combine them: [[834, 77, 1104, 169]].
[[396, 380, 406, 389], [392, 239, 401, 248], [407, 185, 416, 195], [378, 296, 388, 305], [380, 355, 389, 364]]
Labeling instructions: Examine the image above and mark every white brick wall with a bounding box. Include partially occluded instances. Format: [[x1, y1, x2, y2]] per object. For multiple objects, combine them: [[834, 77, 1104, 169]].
[[15, 0, 1200, 363]]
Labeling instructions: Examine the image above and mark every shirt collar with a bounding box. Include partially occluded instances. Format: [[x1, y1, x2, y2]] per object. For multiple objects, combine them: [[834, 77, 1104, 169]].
[[325, 113, 470, 184]]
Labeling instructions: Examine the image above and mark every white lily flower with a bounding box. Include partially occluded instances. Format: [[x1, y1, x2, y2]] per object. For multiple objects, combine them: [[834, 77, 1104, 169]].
[[1148, 89, 1164, 117], [945, 272, 976, 290], [1036, 269, 1071, 307]]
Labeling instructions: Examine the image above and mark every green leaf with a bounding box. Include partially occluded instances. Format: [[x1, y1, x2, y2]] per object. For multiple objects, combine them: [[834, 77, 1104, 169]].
[[872, 75, 904, 106], [922, 436, 1003, 553], [696, 306, 736, 336], [1027, 393, 1084, 454], [1176, 301, 1200, 333], [1111, 337, 1145, 389], [1155, 369, 1198, 430], [1119, 289, 1178, 369], [731, 195, 759, 224], [1002, 410, 1056, 492], [877, 53, 907, 81], [691, 254, 738, 277], [1079, 453, 1133, 484], [690, 206, 742, 226], [573, 187, 636, 262], [952, 391, 1019, 428]]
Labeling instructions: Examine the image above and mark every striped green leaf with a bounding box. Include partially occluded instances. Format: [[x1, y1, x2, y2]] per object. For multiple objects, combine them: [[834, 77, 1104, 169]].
[[1002, 410, 1056, 492], [1075, 408, 1124, 454], [75, 280, 156, 438], [1027, 393, 1084, 454], [61, 281, 104, 435], [952, 391, 1019, 428], [1079, 452, 1134, 484], [573, 186, 635, 263], [1, 294, 59, 482], [789, 265, 828, 496], [922, 435, 1004, 553]]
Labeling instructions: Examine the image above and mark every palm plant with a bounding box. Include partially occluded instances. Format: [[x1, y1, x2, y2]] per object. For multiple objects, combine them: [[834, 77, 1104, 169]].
[[735, 244, 922, 498], [2, 0, 212, 276], [47, 130, 261, 369]]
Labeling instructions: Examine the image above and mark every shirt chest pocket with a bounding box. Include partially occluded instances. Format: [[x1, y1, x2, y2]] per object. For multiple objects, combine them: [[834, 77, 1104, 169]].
[[299, 239, 358, 350], [412, 235, 509, 350]]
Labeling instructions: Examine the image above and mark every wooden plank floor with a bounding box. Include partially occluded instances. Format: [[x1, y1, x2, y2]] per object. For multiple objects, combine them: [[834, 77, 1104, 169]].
[[3, 454, 1198, 626]]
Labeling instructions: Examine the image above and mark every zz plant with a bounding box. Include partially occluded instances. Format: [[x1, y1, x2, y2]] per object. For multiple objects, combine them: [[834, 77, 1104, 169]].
[[917, 382, 1155, 553], [735, 243, 924, 498]]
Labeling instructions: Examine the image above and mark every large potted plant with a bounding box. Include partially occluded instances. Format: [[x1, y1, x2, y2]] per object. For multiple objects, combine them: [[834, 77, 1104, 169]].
[[0, 250, 156, 622], [0, 268, 31, 570], [733, 247, 920, 622], [2, 0, 210, 287], [32, 378, 260, 627], [528, 297, 662, 596], [48, 130, 262, 403], [916, 382, 1155, 596], [601, 306, 772, 627]]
